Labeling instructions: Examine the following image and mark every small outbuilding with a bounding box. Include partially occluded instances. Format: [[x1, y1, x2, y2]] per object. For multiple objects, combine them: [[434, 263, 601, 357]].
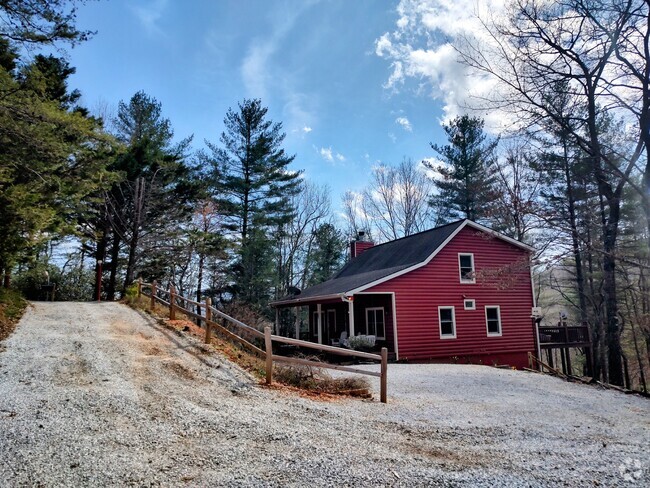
[[271, 219, 537, 369]]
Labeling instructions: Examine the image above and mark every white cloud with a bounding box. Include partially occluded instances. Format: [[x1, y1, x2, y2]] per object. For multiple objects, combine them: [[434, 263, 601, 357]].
[[320, 147, 334, 162], [241, 43, 275, 100], [375, 0, 509, 131], [388, 132, 397, 143], [131, 0, 168, 36], [395, 116, 412, 132], [240, 5, 320, 136], [319, 146, 345, 164]]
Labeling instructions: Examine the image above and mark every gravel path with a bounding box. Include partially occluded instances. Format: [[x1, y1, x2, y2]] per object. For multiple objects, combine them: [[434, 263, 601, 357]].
[[0, 302, 648, 487]]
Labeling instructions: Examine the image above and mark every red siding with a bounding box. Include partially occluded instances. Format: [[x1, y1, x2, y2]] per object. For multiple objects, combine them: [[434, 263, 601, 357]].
[[366, 227, 535, 367]]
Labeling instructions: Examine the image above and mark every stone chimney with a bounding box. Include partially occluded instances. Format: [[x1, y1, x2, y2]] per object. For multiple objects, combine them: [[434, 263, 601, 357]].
[[350, 231, 374, 259]]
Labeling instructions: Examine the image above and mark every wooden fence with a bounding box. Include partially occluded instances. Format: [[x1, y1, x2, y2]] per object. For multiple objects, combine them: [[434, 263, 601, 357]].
[[137, 279, 388, 403]]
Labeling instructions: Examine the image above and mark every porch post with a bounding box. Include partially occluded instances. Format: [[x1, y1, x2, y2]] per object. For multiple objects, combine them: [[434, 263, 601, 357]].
[[348, 299, 355, 337], [275, 308, 280, 335], [317, 304, 322, 344], [295, 306, 301, 339]]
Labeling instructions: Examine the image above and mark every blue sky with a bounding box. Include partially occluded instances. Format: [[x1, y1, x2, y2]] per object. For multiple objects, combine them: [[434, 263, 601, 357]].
[[66, 0, 455, 207]]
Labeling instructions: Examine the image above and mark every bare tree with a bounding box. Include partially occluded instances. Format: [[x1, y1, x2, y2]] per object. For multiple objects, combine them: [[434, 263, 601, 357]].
[[274, 181, 332, 297], [354, 158, 436, 242], [491, 143, 543, 242], [342, 190, 372, 240], [456, 0, 648, 385]]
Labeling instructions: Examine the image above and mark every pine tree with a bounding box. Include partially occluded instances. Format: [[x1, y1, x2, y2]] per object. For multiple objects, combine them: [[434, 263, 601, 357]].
[[0, 50, 115, 286], [307, 223, 347, 286], [426, 115, 498, 223], [206, 99, 301, 306], [102, 91, 196, 297]]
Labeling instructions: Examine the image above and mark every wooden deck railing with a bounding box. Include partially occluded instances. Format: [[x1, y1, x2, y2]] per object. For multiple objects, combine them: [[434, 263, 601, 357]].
[[138, 279, 388, 403], [538, 325, 591, 348]]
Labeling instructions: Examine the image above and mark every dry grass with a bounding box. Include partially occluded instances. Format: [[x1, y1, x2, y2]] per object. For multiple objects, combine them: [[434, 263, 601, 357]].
[[0, 288, 27, 342], [128, 295, 373, 399], [274, 360, 371, 397], [129, 295, 266, 378]]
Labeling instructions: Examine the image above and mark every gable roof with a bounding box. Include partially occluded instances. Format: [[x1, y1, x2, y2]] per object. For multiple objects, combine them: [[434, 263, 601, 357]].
[[271, 219, 534, 306]]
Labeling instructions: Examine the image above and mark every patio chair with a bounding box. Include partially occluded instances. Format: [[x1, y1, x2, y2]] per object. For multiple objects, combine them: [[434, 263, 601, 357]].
[[331, 331, 348, 347]]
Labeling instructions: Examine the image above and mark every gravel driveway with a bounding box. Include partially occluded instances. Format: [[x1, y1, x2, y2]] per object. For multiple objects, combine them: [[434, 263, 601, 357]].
[[0, 302, 648, 487]]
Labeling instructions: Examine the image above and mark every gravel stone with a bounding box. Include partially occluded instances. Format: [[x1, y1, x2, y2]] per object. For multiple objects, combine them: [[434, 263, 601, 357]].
[[0, 301, 648, 487]]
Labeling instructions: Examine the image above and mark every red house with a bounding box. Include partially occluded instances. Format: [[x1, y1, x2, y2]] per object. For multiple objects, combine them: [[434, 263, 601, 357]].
[[271, 219, 537, 369]]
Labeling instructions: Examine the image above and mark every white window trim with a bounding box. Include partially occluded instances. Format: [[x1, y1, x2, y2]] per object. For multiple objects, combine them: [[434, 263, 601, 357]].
[[485, 305, 502, 337], [327, 309, 336, 331], [458, 253, 476, 283], [464, 299, 476, 310], [365, 307, 386, 340], [312, 311, 323, 336], [438, 306, 457, 339]]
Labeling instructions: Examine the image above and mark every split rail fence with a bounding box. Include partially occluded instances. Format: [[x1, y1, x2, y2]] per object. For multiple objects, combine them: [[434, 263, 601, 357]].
[[137, 279, 388, 403]]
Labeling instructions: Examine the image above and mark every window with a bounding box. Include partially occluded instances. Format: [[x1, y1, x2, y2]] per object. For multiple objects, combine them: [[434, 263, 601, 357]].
[[458, 253, 475, 283], [464, 299, 476, 310], [366, 307, 385, 339], [485, 306, 502, 336], [312, 311, 324, 336], [438, 306, 456, 339]]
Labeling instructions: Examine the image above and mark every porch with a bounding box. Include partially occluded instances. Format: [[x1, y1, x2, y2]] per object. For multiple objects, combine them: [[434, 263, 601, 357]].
[[536, 323, 593, 377], [272, 292, 397, 358]]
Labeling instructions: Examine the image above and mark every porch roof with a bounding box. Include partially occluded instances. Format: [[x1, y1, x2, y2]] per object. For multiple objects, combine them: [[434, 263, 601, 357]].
[[271, 220, 466, 307]]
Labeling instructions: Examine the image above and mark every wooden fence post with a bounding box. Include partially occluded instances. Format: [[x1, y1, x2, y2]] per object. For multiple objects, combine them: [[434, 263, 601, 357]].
[[204, 297, 212, 344], [150, 280, 156, 311], [137, 278, 142, 299], [169, 285, 176, 321], [264, 326, 273, 385], [380, 347, 388, 404]]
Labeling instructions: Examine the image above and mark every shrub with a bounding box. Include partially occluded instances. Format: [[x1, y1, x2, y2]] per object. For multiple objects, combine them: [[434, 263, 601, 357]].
[[0, 288, 27, 341], [274, 360, 370, 395], [348, 335, 375, 350]]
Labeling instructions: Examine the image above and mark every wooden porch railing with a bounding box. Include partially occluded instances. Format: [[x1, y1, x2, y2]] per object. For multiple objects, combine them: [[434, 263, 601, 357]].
[[137, 279, 388, 403]]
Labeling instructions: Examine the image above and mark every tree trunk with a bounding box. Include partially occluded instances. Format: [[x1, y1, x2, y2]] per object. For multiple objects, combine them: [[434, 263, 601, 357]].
[[630, 317, 647, 393], [602, 201, 623, 386], [196, 252, 204, 320], [562, 138, 589, 325], [107, 232, 121, 301], [3, 267, 10, 289], [94, 219, 109, 301], [123, 177, 145, 294]]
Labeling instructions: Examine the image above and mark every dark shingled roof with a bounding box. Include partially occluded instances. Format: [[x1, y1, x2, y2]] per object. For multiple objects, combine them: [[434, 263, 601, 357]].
[[273, 220, 466, 304]]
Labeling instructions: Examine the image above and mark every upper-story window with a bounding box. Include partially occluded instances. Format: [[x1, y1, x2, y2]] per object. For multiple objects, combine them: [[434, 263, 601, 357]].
[[458, 253, 475, 283]]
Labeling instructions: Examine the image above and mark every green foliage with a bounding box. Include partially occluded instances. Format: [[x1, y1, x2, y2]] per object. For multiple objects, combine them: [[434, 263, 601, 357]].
[[20, 54, 81, 109], [103, 90, 199, 295], [13, 262, 62, 300], [0, 0, 94, 46], [0, 287, 26, 321], [307, 223, 347, 286], [206, 99, 302, 306], [0, 57, 117, 275], [0, 287, 27, 341], [123, 282, 139, 305], [426, 115, 498, 223], [207, 98, 301, 238]]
